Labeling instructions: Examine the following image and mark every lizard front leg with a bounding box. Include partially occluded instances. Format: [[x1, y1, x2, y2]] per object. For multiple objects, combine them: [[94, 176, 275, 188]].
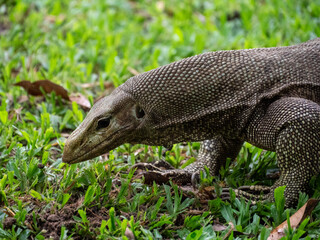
[[184, 137, 243, 177], [134, 137, 243, 185]]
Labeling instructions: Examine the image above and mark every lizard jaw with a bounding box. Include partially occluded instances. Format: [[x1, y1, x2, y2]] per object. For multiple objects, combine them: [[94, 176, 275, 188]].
[[62, 139, 115, 164], [62, 126, 131, 164]]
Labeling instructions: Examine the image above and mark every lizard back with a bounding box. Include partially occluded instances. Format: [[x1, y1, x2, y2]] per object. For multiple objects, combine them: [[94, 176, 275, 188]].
[[120, 39, 320, 133]]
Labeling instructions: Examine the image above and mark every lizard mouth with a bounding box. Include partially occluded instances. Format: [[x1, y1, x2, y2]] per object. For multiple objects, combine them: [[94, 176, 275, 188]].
[[63, 126, 131, 164]]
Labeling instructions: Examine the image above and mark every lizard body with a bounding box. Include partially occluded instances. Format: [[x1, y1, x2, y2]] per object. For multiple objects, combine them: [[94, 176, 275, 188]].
[[63, 38, 320, 206]]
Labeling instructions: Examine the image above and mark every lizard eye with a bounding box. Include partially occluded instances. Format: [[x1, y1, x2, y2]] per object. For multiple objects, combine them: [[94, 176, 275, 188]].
[[97, 117, 111, 130], [136, 105, 145, 118]]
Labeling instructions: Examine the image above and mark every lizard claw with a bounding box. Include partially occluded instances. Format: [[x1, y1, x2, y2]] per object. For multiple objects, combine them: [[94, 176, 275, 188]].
[[143, 170, 173, 184], [219, 186, 271, 203], [142, 169, 194, 185], [199, 185, 271, 204], [131, 160, 175, 172], [131, 161, 196, 185], [191, 172, 200, 189]]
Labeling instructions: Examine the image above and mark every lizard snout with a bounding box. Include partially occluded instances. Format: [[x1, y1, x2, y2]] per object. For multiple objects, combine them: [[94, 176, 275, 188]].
[[62, 131, 85, 164]]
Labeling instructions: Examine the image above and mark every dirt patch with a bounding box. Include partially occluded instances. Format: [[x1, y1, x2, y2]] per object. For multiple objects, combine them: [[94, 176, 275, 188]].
[[3, 217, 16, 229], [25, 196, 110, 240]]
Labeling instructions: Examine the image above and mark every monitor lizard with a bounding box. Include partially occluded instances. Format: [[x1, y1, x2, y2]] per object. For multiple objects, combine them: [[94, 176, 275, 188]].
[[62, 38, 320, 207]]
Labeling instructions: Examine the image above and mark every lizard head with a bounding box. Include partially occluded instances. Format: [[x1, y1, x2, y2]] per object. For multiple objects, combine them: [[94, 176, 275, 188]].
[[62, 89, 146, 164]]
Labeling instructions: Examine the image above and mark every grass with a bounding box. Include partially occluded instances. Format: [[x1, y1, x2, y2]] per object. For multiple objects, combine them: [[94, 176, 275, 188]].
[[0, 0, 320, 239]]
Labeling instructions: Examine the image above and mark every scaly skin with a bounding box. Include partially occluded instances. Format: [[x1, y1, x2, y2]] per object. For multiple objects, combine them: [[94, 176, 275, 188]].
[[63, 38, 320, 207]]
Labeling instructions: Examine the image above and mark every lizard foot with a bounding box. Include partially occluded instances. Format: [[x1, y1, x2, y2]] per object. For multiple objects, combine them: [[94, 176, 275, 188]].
[[202, 185, 272, 204], [132, 160, 175, 172], [143, 169, 194, 185], [132, 161, 198, 185], [233, 185, 272, 204]]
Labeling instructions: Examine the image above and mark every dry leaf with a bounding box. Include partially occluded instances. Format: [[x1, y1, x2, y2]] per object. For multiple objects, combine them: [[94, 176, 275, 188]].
[[156, 1, 165, 11], [128, 67, 140, 76], [61, 133, 71, 138], [213, 223, 228, 231], [4, 207, 15, 217], [80, 82, 114, 89], [80, 83, 94, 88], [45, 14, 65, 23], [50, 142, 60, 147], [17, 95, 29, 104], [187, 209, 204, 215], [125, 227, 135, 240], [63, 181, 77, 193], [69, 93, 91, 110], [134, 148, 145, 156], [212, 220, 245, 239], [8, 107, 23, 121], [267, 199, 320, 240], [104, 82, 114, 89], [223, 222, 235, 240], [14, 80, 69, 100]]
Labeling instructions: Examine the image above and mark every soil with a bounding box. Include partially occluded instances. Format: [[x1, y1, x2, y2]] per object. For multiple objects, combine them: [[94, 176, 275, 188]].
[[25, 195, 110, 240], [3, 217, 16, 229]]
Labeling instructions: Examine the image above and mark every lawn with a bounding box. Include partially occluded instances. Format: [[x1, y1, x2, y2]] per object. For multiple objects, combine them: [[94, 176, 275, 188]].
[[0, 0, 320, 239]]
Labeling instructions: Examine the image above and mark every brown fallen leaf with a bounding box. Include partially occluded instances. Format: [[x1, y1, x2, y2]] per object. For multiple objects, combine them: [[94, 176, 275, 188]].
[[60, 132, 71, 138], [14, 80, 69, 100], [125, 227, 135, 240], [63, 181, 77, 193], [212, 220, 246, 240], [156, 1, 165, 11], [3, 206, 35, 231], [51, 142, 60, 147], [128, 67, 140, 76], [133, 147, 145, 156], [213, 223, 228, 231], [17, 95, 29, 104], [197, 186, 217, 200], [8, 107, 23, 121], [267, 198, 320, 240], [45, 14, 65, 23], [223, 222, 235, 240], [79, 81, 114, 89], [187, 209, 204, 215], [69, 93, 91, 110], [3, 207, 15, 217]]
